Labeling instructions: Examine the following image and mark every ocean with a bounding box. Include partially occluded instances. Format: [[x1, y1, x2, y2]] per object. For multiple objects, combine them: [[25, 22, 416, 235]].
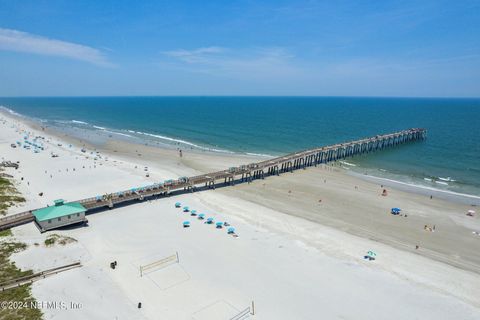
[[1, 96, 479, 197]]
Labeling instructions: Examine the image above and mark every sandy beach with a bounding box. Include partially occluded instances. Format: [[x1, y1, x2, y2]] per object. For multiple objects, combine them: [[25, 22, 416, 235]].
[[1, 110, 480, 319]]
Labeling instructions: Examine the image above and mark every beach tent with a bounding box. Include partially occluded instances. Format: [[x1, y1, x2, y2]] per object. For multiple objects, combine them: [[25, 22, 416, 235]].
[[183, 206, 189, 212], [198, 213, 205, 220], [227, 227, 235, 234], [175, 202, 181, 208]]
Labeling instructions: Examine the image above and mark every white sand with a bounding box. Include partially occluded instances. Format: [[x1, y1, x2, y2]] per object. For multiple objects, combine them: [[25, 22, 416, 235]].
[[1, 112, 480, 320]]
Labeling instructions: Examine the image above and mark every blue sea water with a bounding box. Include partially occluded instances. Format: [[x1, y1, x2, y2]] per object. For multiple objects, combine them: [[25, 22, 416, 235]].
[[1, 97, 479, 197]]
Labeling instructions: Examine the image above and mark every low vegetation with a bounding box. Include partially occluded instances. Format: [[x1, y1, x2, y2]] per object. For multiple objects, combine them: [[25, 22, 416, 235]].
[[0, 241, 43, 320], [0, 176, 25, 215], [0, 229, 12, 237], [0, 176, 42, 320], [44, 234, 77, 247]]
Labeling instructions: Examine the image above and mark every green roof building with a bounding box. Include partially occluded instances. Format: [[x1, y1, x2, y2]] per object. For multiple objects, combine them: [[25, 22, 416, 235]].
[[33, 199, 87, 232]]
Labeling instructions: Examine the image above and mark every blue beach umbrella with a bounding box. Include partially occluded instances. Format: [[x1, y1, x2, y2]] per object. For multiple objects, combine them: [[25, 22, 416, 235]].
[[190, 210, 197, 216], [216, 222, 223, 228], [183, 206, 189, 212], [183, 221, 190, 228], [391, 208, 401, 215], [198, 213, 205, 220], [227, 227, 235, 234], [206, 218, 214, 224], [175, 202, 181, 208]]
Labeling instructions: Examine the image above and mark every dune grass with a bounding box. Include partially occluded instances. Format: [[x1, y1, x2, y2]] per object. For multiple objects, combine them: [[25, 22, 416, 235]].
[[0, 176, 42, 320], [0, 176, 25, 215]]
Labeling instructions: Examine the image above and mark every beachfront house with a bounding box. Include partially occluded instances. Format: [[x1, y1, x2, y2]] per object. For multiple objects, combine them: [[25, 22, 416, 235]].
[[33, 199, 87, 232]]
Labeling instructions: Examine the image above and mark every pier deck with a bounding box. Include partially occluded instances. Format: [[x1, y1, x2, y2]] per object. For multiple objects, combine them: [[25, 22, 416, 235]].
[[0, 128, 426, 230]]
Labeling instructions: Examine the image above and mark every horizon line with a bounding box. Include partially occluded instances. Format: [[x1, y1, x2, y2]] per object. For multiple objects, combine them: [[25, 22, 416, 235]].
[[1, 95, 480, 100]]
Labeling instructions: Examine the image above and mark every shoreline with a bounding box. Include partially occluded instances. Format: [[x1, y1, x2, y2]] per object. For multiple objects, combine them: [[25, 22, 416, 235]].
[[1, 109, 480, 319], [1, 106, 478, 205]]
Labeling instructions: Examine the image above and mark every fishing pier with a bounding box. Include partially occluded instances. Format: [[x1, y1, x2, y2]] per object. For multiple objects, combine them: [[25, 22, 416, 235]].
[[0, 128, 426, 231]]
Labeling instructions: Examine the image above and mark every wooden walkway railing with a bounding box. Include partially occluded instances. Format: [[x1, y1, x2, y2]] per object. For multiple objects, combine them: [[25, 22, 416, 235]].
[[0, 261, 81, 291]]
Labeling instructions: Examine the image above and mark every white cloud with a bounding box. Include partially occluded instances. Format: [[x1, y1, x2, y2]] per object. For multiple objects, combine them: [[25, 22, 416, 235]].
[[0, 28, 113, 67], [162, 46, 226, 63], [161, 46, 301, 79]]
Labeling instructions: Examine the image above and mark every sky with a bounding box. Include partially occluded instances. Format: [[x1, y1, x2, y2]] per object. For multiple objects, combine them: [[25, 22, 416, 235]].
[[0, 0, 479, 97]]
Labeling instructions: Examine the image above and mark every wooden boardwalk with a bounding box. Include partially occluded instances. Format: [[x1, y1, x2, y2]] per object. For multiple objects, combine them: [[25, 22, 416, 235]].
[[0, 128, 426, 230], [0, 262, 81, 291]]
